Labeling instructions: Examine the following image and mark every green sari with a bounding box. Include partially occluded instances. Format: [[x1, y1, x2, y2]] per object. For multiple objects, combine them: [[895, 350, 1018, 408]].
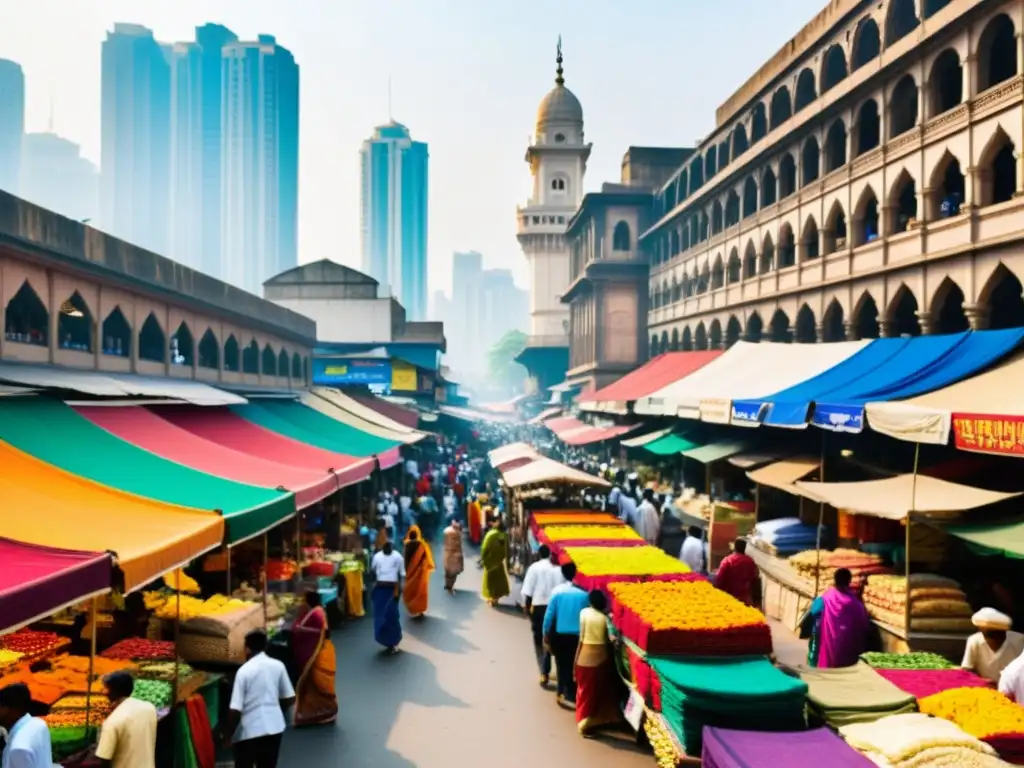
[[480, 529, 510, 601]]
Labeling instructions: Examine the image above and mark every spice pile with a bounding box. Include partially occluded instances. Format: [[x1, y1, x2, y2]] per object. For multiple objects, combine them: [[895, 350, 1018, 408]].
[[789, 549, 890, 594], [0, 630, 68, 661], [862, 574, 974, 633], [100, 638, 176, 661]]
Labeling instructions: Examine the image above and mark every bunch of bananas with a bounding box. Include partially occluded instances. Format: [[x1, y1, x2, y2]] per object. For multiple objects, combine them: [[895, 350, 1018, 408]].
[[643, 713, 679, 768], [143, 592, 253, 621]]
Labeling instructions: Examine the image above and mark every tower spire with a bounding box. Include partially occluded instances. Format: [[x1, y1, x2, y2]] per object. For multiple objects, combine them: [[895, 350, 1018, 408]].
[[555, 35, 564, 86]]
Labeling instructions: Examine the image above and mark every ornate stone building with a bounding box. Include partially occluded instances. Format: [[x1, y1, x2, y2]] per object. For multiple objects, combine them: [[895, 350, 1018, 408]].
[[645, 0, 1024, 353]]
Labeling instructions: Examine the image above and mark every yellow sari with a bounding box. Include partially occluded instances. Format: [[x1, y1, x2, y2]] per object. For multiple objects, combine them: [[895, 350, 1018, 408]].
[[402, 525, 435, 617]]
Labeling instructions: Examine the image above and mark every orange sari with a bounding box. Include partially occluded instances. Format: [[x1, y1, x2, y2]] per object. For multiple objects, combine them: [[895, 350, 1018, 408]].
[[293, 606, 338, 726], [468, 500, 483, 545], [402, 525, 434, 616]]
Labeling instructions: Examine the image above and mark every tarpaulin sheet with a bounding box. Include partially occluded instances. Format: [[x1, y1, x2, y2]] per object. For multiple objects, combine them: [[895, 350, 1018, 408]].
[[561, 423, 637, 446], [0, 398, 294, 545], [527, 407, 562, 425], [76, 406, 340, 511], [945, 518, 1024, 559], [0, 538, 112, 633], [233, 401, 402, 468], [545, 415, 586, 436], [153, 407, 373, 486], [488, 442, 540, 466], [346, 392, 421, 429], [578, 351, 722, 414], [644, 433, 701, 456], [621, 427, 673, 448], [0, 441, 224, 591], [681, 440, 754, 464], [503, 458, 611, 490], [309, 388, 425, 438]]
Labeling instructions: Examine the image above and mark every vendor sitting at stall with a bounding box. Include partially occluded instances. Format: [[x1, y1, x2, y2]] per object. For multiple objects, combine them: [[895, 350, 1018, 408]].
[[962, 607, 1024, 683]]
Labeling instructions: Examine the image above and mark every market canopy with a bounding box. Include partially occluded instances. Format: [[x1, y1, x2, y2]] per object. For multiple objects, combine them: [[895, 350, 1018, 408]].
[[488, 442, 540, 467], [644, 433, 701, 456], [0, 442, 224, 591], [578, 351, 723, 414], [299, 390, 426, 445], [0, 398, 295, 545], [347, 392, 421, 429], [154, 406, 374, 484], [945, 519, 1024, 559], [0, 539, 113, 634], [528, 407, 562, 425], [438, 404, 513, 424], [560, 422, 638, 446], [503, 457, 611, 490], [746, 457, 820, 498], [866, 351, 1024, 452], [793, 474, 1020, 520], [621, 427, 674, 448], [234, 400, 402, 468], [728, 451, 786, 469], [311, 388, 424, 435], [544, 415, 587, 437], [682, 439, 755, 464], [739, 329, 1024, 432], [76, 405, 341, 511], [633, 340, 868, 420]]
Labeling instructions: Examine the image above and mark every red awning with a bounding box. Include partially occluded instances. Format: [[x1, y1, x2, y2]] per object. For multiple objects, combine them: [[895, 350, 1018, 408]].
[[150, 406, 374, 489], [0, 538, 112, 633], [76, 406, 344, 510], [544, 415, 586, 436], [578, 351, 724, 413], [346, 392, 421, 429], [562, 423, 639, 446]]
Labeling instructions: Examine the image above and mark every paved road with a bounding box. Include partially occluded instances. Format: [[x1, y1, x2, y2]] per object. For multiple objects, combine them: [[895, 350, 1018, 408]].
[[278, 542, 652, 767]]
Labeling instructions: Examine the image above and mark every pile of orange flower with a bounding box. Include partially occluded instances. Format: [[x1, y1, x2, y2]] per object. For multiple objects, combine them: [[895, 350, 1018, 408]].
[[532, 512, 622, 527], [608, 580, 772, 656]]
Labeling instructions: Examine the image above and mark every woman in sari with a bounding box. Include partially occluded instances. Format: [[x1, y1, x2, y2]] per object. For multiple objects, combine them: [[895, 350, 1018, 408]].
[[292, 591, 338, 726], [402, 525, 434, 617], [575, 590, 622, 736], [467, 496, 484, 546], [802, 568, 871, 667], [480, 519, 510, 607], [442, 520, 465, 593]]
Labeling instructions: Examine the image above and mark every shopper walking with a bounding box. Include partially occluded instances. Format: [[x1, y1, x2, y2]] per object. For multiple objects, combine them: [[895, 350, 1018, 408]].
[[521, 545, 566, 687], [225, 630, 295, 768], [480, 518, 510, 607], [95, 671, 157, 768], [292, 592, 338, 727], [402, 525, 434, 618], [575, 590, 622, 736], [0, 683, 51, 767], [442, 520, 465, 593], [542, 563, 590, 706], [370, 541, 405, 654]]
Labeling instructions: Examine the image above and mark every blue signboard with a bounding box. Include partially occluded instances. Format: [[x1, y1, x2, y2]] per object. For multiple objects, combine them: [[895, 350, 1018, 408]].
[[313, 357, 392, 386], [811, 403, 865, 433]]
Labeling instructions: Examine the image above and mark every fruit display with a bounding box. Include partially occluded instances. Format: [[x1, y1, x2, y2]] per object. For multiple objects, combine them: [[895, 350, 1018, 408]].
[[51, 695, 111, 711], [266, 558, 298, 581], [0, 649, 24, 667], [43, 711, 103, 728], [608, 580, 772, 656], [100, 638, 176, 661], [860, 651, 956, 670], [137, 660, 195, 682], [162, 568, 201, 594], [0, 629, 67, 659], [644, 710, 682, 768], [131, 678, 173, 708], [143, 592, 255, 621]]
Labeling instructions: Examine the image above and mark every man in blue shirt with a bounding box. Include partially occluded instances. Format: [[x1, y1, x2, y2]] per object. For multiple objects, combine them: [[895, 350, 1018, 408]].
[[542, 562, 590, 705]]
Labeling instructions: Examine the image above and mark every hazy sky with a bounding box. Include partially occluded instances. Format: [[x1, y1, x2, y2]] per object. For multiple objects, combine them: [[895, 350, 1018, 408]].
[[0, 0, 825, 298]]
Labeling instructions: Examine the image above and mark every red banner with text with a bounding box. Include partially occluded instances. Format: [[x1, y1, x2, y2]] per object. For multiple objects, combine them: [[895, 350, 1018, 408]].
[[952, 413, 1024, 455]]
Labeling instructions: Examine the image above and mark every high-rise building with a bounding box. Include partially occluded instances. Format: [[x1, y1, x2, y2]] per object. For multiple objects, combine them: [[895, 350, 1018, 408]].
[[100, 24, 171, 255], [360, 121, 428, 320], [19, 132, 98, 223], [449, 251, 483, 373], [169, 23, 237, 275], [481, 268, 529, 348], [220, 35, 299, 295], [0, 59, 26, 195]]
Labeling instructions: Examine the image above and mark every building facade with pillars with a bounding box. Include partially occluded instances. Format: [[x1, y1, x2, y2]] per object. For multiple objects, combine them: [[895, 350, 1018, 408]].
[[515, 42, 591, 391], [645, 0, 1024, 354], [563, 147, 689, 392]]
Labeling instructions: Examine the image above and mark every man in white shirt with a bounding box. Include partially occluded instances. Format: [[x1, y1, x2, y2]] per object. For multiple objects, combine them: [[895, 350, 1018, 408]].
[[0, 682, 52, 768], [226, 630, 296, 768], [95, 671, 157, 768], [679, 526, 706, 574], [521, 545, 566, 687], [962, 607, 1024, 682], [636, 489, 661, 545], [370, 542, 406, 653], [618, 494, 638, 529]]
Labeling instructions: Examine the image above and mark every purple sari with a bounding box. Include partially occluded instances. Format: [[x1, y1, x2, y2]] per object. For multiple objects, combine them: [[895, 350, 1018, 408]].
[[818, 586, 871, 668]]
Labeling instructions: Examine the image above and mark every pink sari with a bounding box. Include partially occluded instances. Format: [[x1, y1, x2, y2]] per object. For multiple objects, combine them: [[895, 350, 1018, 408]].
[[818, 587, 871, 668]]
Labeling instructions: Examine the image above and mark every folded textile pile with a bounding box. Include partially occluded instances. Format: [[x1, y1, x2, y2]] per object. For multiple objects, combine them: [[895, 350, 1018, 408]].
[[919, 687, 1024, 763], [789, 548, 891, 594], [702, 726, 876, 768], [621, 642, 661, 711], [608, 580, 772, 656], [861, 652, 956, 671], [749, 517, 832, 557], [798, 662, 918, 727], [875, 668, 992, 699], [839, 712, 1008, 767], [862, 574, 974, 633], [651, 656, 807, 756]]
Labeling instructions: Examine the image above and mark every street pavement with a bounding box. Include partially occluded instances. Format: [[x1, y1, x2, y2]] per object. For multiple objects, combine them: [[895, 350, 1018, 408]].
[[277, 540, 652, 767]]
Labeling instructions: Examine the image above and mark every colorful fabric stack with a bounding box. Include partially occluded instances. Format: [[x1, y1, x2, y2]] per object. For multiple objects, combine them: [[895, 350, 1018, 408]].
[[798, 662, 918, 728], [702, 726, 876, 768], [560, 545, 700, 593], [749, 517, 831, 557], [650, 656, 807, 756], [620, 641, 661, 710], [920, 687, 1024, 764], [862, 574, 974, 633], [788, 548, 890, 594], [608, 580, 772, 656], [839, 712, 1012, 767], [861, 651, 957, 670], [875, 668, 992, 700]]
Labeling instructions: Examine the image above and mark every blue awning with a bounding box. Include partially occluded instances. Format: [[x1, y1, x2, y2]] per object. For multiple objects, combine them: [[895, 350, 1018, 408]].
[[734, 329, 1024, 431]]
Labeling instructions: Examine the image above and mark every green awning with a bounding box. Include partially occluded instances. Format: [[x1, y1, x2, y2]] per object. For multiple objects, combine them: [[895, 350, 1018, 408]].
[[946, 521, 1024, 559], [682, 439, 753, 464], [233, 401, 399, 457], [643, 433, 701, 456], [0, 398, 295, 545]]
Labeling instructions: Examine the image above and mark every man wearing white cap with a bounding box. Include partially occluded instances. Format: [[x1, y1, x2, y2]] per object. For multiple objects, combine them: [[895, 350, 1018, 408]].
[[961, 607, 1024, 682]]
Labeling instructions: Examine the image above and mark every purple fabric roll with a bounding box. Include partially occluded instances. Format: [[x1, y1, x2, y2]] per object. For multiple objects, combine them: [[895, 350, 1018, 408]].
[[701, 726, 875, 768]]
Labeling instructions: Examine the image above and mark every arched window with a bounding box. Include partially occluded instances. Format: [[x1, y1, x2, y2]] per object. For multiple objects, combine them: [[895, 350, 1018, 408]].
[[770, 87, 792, 130], [795, 68, 817, 111], [855, 99, 881, 156], [931, 277, 969, 334], [705, 147, 717, 180], [746, 312, 764, 342], [732, 124, 749, 159], [854, 186, 880, 246], [885, 0, 920, 45], [678, 170, 689, 203], [689, 163, 704, 195], [170, 321, 194, 366], [760, 235, 775, 274], [711, 256, 725, 290], [769, 310, 791, 343], [612, 221, 631, 251], [292, 353, 302, 379], [57, 292, 93, 352], [743, 242, 757, 280], [242, 340, 259, 374], [670, 328, 680, 351], [224, 335, 240, 372], [694, 323, 708, 351], [750, 104, 767, 144], [682, 327, 693, 351], [889, 75, 919, 138], [725, 190, 740, 227], [977, 14, 1017, 92], [709, 320, 723, 350], [824, 119, 847, 173], [727, 249, 741, 283], [101, 306, 130, 357], [262, 344, 277, 376], [979, 129, 1017, 207], [853, 292, 881, 339], [802, 216, 821, 261], [778, 224, 796, 268], [711, 200, 724, 234], [851, 18, 881, 71], [650, 335, 659, 356], [822, 300, 846, 342], [802, 137, 820, 186], [761, 168, 777, 207], [821, 45, 848, 93], [725, 317, 742, 348], [742, 177, 758, 218], [929, 49, 963, 117], [794, 305, 817, 343], [892, 172, 918, 233], [778, 153, 796, 198], [199, 329, 220, 369], [889, 286, 921, 337], [4, 281, 48, 347], [982, 265, 1024, 330], [138, 313, 165, 363], [929, 151, 965, 218], [824, 202, 848, 254], [550, 177, 566, 191]]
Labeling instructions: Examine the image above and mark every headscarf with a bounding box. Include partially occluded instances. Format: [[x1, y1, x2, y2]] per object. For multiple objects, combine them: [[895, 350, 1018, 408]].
[[374, 528, 388, 551], [973, 607, 1013, 631], [403, 524, 435, 570]]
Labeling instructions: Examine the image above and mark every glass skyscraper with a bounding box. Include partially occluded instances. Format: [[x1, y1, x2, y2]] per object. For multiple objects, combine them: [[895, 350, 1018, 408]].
[[360, 122, 428, 320], [0, 58, 24, 195], [220, 35, 300, 295]]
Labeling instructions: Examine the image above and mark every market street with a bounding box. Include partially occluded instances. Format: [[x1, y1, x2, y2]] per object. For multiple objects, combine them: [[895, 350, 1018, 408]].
[[277, 545, 652, 767]]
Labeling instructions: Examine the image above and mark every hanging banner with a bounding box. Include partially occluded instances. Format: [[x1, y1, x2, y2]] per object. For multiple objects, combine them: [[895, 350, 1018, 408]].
[[953, 413, 1024, 455], [314, 358, 391, 385], [391, 360, 418, 392]]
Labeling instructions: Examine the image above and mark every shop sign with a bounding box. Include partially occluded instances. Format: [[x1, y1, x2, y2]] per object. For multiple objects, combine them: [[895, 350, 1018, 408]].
[[953, 413, 1024, 455], [314, 358, 391, 385], [623, 688, 645, 731], [701, 398, 733, 424], [391, 360, 418, 392], [811, 404, 865, 433], [727, 399, 764, 426]]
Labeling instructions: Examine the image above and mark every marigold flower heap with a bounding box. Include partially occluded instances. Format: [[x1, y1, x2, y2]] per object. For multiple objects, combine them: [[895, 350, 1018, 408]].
[[920, 687, 1024, 740], [536, 523, 644, 556], [608, 580, 772, 656], [561, 545, 700, 593]]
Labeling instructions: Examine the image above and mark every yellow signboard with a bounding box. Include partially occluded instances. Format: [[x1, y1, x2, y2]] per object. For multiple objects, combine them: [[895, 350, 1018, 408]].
[[391, 360, 417, 392], [325, 365, 348, 376]]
